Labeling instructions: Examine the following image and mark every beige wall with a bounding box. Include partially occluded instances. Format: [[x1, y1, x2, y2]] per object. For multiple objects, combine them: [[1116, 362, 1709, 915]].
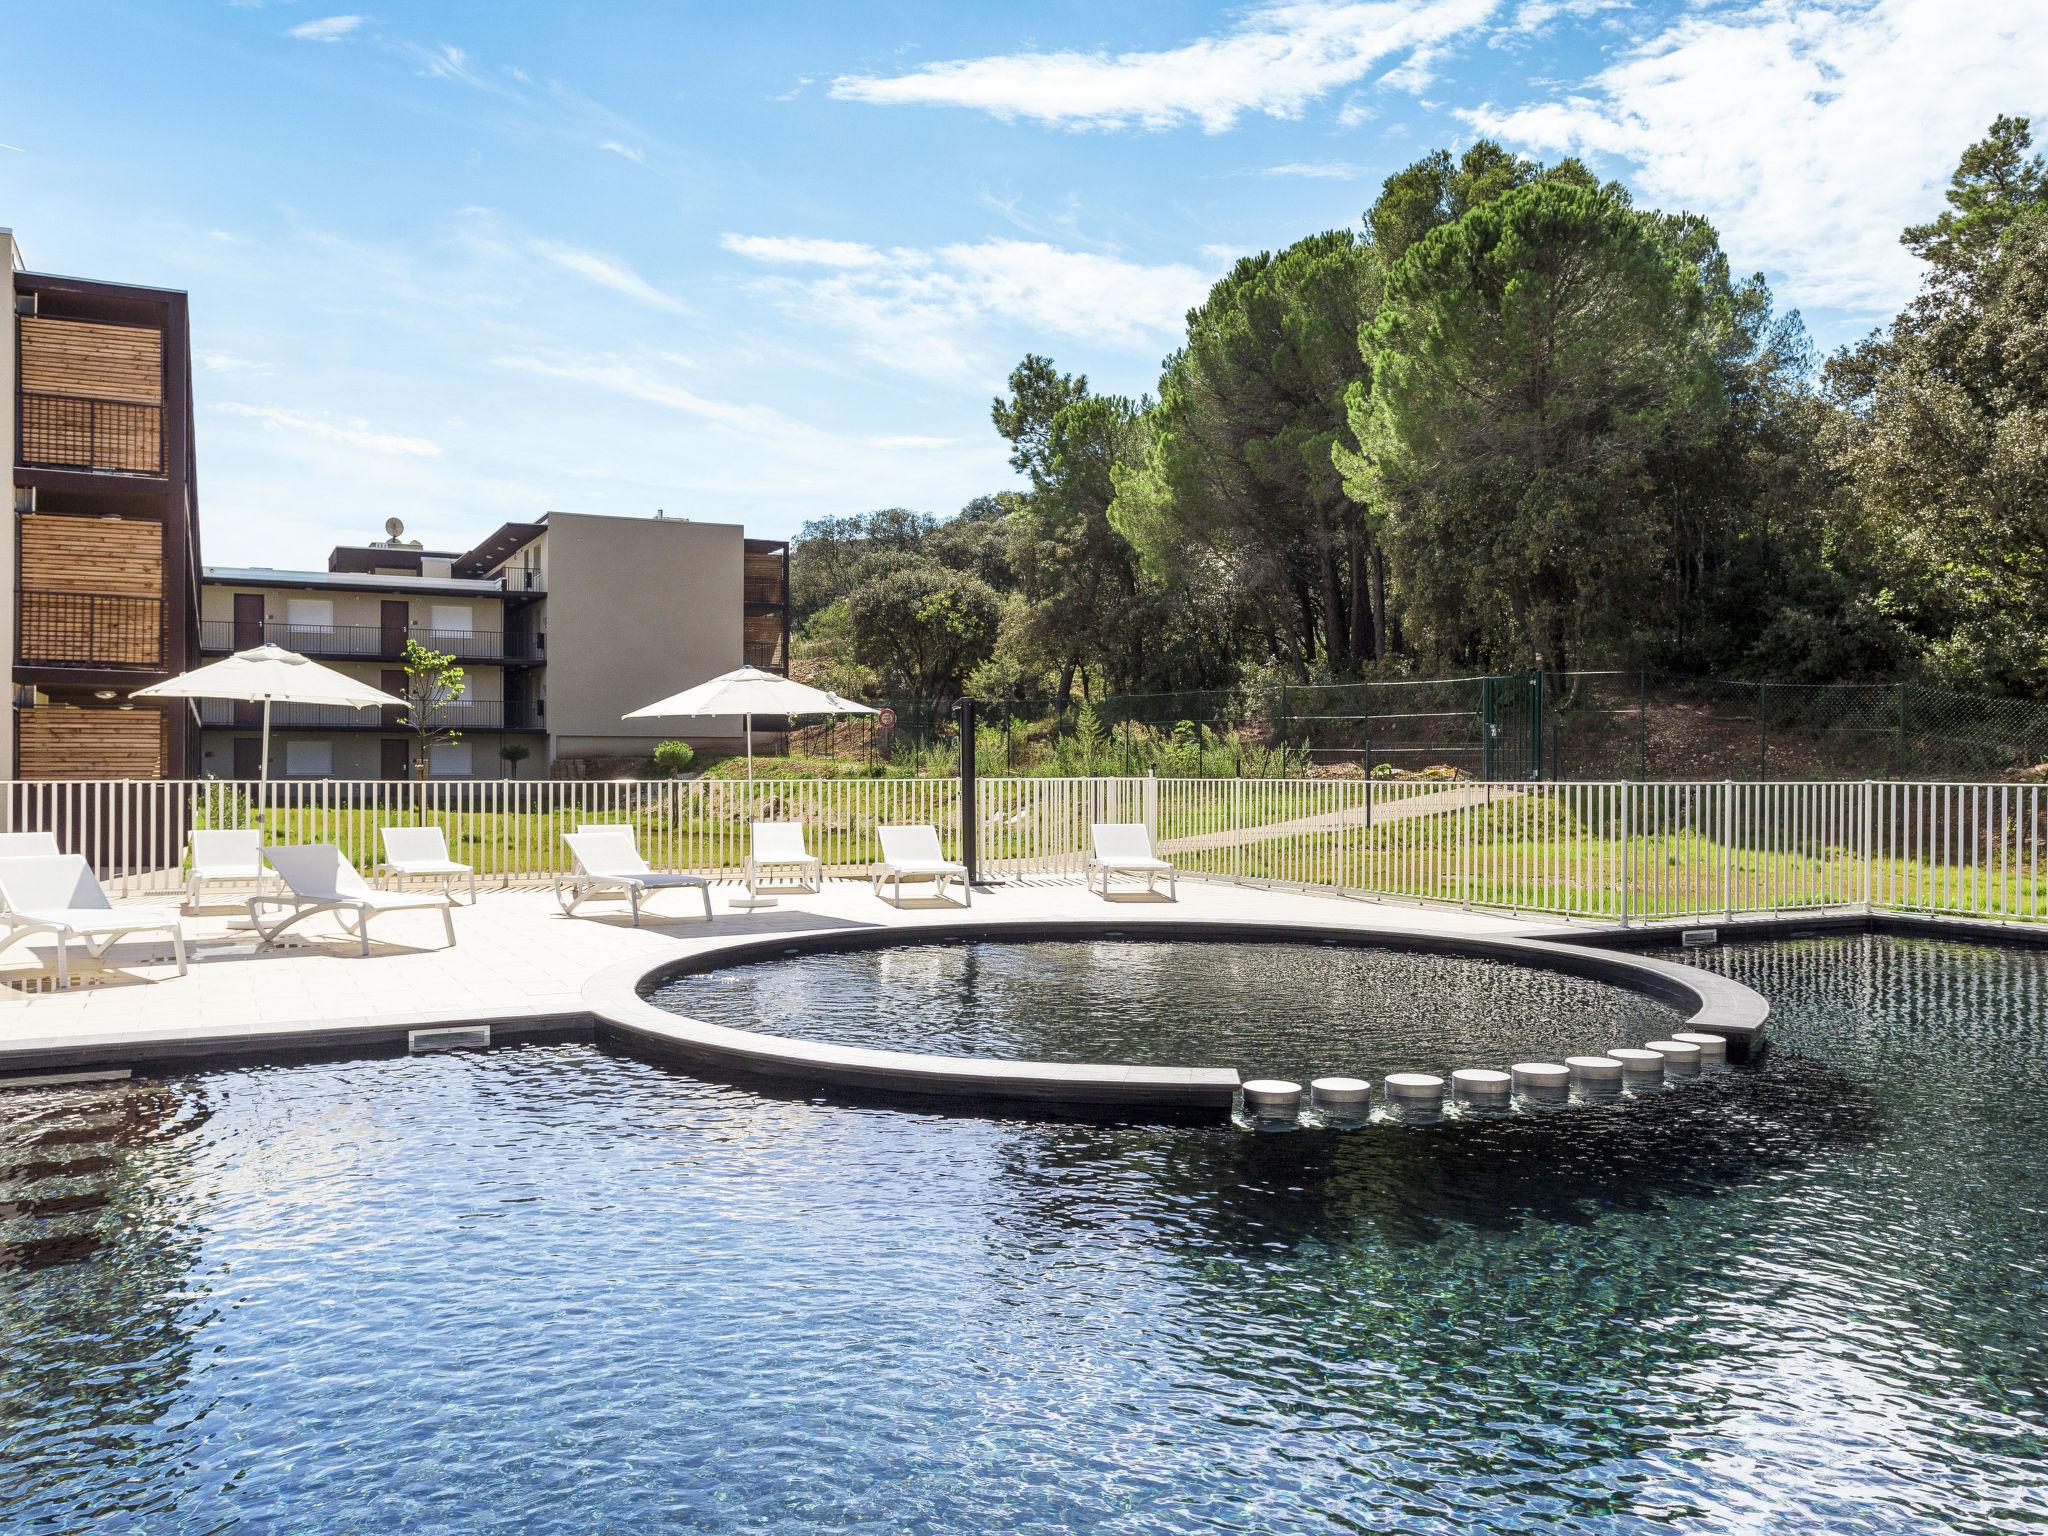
[[2, 232, 19, 776], [535, 513, 746, 757], [201, 583, 506, 636]]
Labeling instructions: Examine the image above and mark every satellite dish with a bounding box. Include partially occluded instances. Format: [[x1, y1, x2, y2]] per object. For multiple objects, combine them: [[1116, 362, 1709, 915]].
[[385, 516, 406, 541]]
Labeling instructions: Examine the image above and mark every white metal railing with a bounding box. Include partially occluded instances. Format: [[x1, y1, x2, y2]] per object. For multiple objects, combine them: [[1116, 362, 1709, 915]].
[[2, 776, 2041, 926]]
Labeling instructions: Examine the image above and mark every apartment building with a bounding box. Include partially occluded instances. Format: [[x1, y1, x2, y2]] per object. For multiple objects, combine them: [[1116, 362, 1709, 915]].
[[457, 510, 789, 767], [201, 511, 789, 779], [4, 229, 203, 778], [199, 523, 547, 780]]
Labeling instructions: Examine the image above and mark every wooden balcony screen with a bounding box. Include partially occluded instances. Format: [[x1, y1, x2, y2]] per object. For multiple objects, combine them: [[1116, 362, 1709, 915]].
[[17, 316, 165, 473], [17, 706, 166, 780]]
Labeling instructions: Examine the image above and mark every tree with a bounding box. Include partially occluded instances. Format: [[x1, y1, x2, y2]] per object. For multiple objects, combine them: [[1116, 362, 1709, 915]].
[[1827, 117, 2048, 690], [995, 363, 1158, 706], [399, 638, 466, 779], [1339, 179, 1719, 670], [1901, 114, 2047, 288], [498, 742, 531, 780], [843, 561, 1000, 701], [990, 354, 1089, 481], [1113, 231, 1384, 677], [788, 508, 936, 627], [1366, 140, 1544, 264]]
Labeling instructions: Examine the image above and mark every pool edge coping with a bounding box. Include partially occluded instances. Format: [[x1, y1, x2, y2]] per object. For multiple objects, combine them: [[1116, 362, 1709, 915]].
[[582, 914, 1771, 1115]]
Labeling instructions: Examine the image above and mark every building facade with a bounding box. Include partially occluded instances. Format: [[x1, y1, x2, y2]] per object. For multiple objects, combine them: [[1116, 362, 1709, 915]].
[[201, 511, 789, 779], [5, 228, 203, 778]]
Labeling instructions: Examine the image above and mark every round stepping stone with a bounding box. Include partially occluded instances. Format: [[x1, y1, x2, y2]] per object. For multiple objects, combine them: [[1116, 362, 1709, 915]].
[[1242, 1079, 1303, 1117], [1644, 1039, 1703, 1077], [1510, 1062, 1571, 1102], [1566, 1055, 1624, 1093], [1309, 1076, 1371, 1108], [1671, 1031, 1729, 1065], [1383, 1072, 1446, 1108], [1451, 1068, 1512, 1107], [1609, 1047, 1666, 1083]]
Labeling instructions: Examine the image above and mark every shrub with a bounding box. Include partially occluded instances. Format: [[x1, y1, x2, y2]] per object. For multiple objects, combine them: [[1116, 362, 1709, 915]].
[[652, 740, 697, 778]]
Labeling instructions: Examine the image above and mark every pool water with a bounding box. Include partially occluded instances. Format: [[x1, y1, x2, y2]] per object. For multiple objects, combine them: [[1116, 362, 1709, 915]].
[[3, 935, 2046, 1533], [649, 938, 1690, 1082]]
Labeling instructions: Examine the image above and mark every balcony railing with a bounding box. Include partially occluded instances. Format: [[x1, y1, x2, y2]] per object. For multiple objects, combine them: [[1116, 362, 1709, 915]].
[[199, 620, 543, 662], [17, 589, 166, 667], [18, 392, 165, 475], [198, 699, 534, 731]]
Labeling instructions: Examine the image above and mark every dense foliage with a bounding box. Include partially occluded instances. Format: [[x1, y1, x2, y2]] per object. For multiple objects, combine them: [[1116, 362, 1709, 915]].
[[789, 120, 2048, 705]]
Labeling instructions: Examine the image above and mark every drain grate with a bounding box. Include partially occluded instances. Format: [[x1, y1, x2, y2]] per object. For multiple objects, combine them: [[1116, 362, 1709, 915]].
[[408, 1024, 491, 1053]]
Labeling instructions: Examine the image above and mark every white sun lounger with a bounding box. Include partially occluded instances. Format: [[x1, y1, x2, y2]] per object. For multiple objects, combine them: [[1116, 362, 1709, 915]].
[[0, 854, 187, 988], [186, 828, 275, 910], [251, 844, 457, 955], [0, 832, 61, 859], [1088, 822, 1176, 900], [745, 821, 821, 897], [378, 826, 477, 905], [873, 824, 970, 906], [557, 829, 712, 926]]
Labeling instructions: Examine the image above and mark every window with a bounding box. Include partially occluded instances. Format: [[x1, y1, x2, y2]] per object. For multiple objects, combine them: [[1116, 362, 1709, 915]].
[[284, 740, 333, 778], [429, 603, 473, 635], [429, 741, 473, 778], [286, 598, 334, 630]]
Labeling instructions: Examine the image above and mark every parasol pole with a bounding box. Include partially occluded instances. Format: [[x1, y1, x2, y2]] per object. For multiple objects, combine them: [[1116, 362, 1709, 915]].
[[258, 695, 273, 831]]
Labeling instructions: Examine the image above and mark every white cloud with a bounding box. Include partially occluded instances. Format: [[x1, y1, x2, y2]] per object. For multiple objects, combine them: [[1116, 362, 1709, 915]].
[[867, 435, 959, 451], [831, 0, 1500, 132], [598, 140, 645, 165], [721, 233, 888, 268], [286, 14, 364, 42], [411, 43, 492, 90], [215, 404, 441, 458], [531, 241, 689, 314], [1463, 0, 2048, 313], [1508, 0, 1626, 33], [199, 351, 275, 376], [1257, 160, 1370, 179], [489, 350, 800, 439], [727, 236, 1214, 382]]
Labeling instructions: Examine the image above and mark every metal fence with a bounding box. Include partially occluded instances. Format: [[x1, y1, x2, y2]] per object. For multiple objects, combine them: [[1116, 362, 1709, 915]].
[[9, 775, 2042, 927], [846, 673, 2048, 782]]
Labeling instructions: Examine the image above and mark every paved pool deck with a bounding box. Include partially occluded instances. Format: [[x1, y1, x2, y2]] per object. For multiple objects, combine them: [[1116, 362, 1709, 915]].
[[0, 876, 1771, 1110]]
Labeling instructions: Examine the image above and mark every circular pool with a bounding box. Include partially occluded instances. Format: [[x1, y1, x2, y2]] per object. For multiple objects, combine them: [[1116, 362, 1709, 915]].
[[647, 936, 1692, 1087]]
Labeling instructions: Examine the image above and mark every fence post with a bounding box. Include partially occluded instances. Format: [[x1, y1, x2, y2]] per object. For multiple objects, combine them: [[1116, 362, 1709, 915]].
[[1895, 685, 1907, 777], [1862, 778, 1875, 913], [1142, 770, 1158, 839], [1619, 782, 1631, 929], [1722, 778, 1734, 921], [953, 697, 978, 884]]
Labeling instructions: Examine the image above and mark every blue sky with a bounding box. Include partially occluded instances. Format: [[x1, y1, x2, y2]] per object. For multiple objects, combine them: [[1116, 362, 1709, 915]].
[[3, 0, 2043, 567]]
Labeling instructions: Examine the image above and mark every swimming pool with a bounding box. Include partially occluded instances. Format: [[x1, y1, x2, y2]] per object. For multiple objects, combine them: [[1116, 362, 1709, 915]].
[[3, 935, 2044, 1532], [647, 936, 1692, 1085]]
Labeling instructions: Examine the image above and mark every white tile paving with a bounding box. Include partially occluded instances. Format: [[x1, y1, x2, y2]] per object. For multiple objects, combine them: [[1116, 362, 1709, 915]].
[[0, 876, 1548, 1067]]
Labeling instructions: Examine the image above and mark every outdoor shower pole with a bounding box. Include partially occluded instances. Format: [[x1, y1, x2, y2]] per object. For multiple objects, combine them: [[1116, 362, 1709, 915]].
[[954, 696, 978, 885]]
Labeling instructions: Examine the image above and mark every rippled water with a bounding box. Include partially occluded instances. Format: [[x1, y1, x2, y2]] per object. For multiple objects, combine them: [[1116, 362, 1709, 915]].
[[3, 935, 2045, 1533], [650, 938, 1689, 1082]]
